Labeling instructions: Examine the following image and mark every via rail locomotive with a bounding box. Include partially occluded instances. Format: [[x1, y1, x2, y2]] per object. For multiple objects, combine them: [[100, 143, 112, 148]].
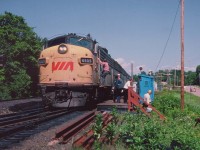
[[38, 33, 130, 108]]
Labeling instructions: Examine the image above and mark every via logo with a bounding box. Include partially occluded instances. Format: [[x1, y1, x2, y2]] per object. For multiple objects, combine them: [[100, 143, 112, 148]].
[[52, 61, 74, 71]]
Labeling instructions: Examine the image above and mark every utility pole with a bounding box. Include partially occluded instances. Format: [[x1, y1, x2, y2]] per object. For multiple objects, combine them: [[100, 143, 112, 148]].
[[174, 68, 176, 87], [156, 72, 163, 91], [180, 0, 184, 111], [131, 63, 133, 79], [163, 70, 172, 90]]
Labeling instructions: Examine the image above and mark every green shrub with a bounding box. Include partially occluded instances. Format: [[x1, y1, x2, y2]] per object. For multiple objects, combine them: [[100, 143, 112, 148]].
[[93, 114, 103, 140], [117, 90, 200, 149]]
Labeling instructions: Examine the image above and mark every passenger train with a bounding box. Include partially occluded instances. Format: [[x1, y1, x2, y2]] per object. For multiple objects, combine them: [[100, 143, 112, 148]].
[[38, 33, 130, 108]]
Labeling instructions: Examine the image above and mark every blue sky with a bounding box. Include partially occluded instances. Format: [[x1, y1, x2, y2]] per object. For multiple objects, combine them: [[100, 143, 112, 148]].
[[1, 0, 200, 74]]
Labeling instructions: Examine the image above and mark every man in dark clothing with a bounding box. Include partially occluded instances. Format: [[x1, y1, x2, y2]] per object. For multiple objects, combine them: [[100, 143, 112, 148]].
[[113, 74, 123, 103]]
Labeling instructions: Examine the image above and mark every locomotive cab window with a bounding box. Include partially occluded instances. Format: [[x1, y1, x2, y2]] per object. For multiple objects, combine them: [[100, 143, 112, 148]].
[[47, 37, 66, 47], [69, 37, 93, 51]]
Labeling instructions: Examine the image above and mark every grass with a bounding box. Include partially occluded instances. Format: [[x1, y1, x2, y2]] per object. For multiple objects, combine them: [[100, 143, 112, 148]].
[[74, 89, 200, 150], [165, 90, 200, 115]]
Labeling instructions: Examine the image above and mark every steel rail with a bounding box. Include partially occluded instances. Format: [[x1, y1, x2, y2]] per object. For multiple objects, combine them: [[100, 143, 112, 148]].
[[0, 109, 75, 139]]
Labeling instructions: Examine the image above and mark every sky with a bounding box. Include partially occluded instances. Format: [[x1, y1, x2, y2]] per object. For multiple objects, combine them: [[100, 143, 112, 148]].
[[1, 0, 200, 75]]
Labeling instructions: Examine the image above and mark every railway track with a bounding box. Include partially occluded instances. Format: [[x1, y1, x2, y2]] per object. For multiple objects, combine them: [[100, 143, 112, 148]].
[[48, 110, 114, 149], [0, 97, 115, 149], [0, 107, 76, 149]]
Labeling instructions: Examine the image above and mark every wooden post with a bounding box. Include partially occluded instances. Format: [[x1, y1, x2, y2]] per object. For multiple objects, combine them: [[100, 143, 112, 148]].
[[180, 0, 185, 111], [128, 87, 131, 111]]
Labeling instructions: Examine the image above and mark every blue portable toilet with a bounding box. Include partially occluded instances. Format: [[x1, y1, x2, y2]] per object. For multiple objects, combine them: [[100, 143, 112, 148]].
[[138, 74, 154, 102]]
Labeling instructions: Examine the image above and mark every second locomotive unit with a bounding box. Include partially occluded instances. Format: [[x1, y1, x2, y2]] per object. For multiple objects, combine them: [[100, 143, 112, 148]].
[[38, 33, 130, 108]]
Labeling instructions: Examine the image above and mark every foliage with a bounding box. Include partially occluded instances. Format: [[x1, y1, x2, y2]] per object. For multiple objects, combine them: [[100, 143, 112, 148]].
[[92, 141, 102, 150], [152, 90, 180, 116], [92, 114, 104, 150], [184, 92, 200, 115], [133, 75, 139, 82], [185, 71, 197, 85], [119, 114, 165, 149], [116, 90, 200, 149], [162, 90, 200, 116], [104, 107, 119, 145], [0, 12, 43, 99], [105, 123, 116, 145], [110, 106, 118, 124], [196, 65, 200, 85], [90, 90, 200, 149], [154, 69, 198, 86], [93, 114, 103, 140]]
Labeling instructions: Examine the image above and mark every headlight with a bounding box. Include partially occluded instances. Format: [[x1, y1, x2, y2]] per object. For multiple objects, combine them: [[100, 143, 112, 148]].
[[38, 58, 48, 66], [58, 44, 68, 54]]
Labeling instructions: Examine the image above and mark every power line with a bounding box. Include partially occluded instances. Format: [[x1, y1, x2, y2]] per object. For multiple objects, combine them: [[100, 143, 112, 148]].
[[155, 0, 181, 72]]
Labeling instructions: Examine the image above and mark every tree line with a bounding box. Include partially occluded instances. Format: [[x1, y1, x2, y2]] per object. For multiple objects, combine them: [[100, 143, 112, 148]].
[[133, 66, 200, 87], [154, 68, 200, 86], [0, 12, 43, 100]]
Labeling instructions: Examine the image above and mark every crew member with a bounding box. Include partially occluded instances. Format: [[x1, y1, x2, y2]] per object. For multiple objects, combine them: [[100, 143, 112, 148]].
[[98, 58, 110, 84]]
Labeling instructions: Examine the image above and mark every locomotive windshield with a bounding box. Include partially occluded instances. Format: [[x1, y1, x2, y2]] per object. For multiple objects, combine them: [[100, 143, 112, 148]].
[[45, 34, 94, 51], [47, 36, 66, 48], [69, 37, 93, 51]]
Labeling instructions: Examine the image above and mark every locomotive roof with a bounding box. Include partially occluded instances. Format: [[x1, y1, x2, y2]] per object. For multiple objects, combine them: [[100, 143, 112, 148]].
[[45, 33, 95, 50], [47, 33, 95, 42]]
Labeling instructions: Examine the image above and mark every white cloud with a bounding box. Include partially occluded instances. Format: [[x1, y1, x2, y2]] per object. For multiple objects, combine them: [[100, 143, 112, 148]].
[[115, 58, 144, 75], [115, 58, 132, 75], [184, 66, 196, 72], [115, 58, 196, 76]]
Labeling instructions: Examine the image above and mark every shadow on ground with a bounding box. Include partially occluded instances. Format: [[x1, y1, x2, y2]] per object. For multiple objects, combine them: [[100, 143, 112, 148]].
[[9, 101, 43, 112]]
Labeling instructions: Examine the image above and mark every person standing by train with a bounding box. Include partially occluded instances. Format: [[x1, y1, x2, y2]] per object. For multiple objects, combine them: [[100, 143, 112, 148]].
[[123, 78, 136, 103], [97, 58, 110, 85], [114, 74, 123, 103]]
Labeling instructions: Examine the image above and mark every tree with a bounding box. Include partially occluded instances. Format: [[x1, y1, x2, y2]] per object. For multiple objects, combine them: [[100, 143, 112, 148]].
[[196, 65, 200, 85], [185, 71, 196, 85], [133, 74, 139, 82], [154, 69, 197, 86], [0, 12, 42, 100]]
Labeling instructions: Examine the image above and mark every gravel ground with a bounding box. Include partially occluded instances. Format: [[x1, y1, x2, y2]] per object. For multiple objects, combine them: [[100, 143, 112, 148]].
[[184, 86, 200, 97], [0, 98, 95, 150], [0, 98, 42, 115], [2, 110, 91, 150]]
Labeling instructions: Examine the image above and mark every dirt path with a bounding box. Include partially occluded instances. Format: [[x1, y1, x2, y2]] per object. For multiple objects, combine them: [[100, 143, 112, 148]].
[[184, 86, 200, 97]]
